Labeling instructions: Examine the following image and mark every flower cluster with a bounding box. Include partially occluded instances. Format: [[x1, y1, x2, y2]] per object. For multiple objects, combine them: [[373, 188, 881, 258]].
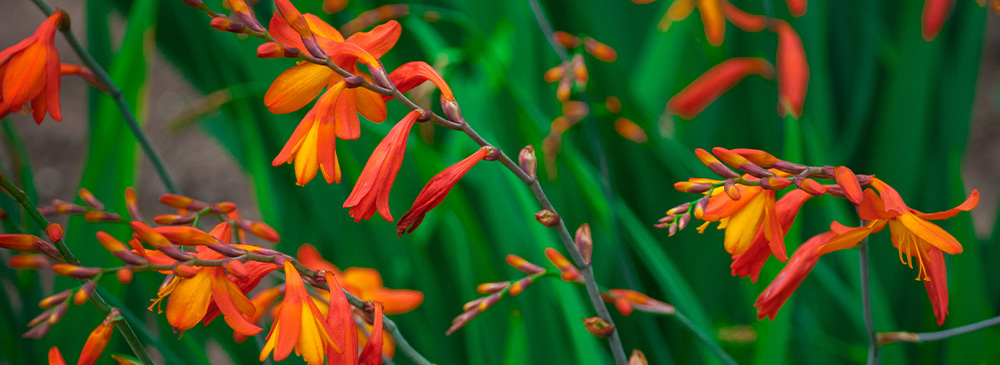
[[1, 186, 422, 364], [660, 147, 978, 324]]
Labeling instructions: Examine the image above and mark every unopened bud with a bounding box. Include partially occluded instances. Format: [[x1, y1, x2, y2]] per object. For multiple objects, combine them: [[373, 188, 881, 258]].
[[23, 321, 51, 339], [445, 308, 479, 336], [833, 166, 864, 205], [476, 281, 509, 294], [28, 310, 52, 327], [723, 179, 741, 200], [227, 0, 265, 32], [207, 243, 245, 257], [153, 212, 197, 225], [462, 297, 485, 312], [677, 214, 691, 230], [731, 148, 779, 168], [52, 264, 101, 279], [370, 63, 392, 89], [484, 146, 500, 161], [505, 254, 544, 275], [629, 350, 649, 365], [154, 226, 219, 246], [344, 75, 365, 88], [8, 254, 51, 270], [665, 202, 690, 216], [668, 222, 678, 237], [477, 292, 502, 312], [225, 260, 249, 279], [795, 177, 826, 196], [117, 267, 133, 284], [544, 247, 581, 282], [712, 147, 772, 178], [761, 177, 791, 190], [584, 38, 617, 62], [544, 64, 565, 83], [48, 303, 68, 324], [695, 148, 740, 178], [257, 42, 289, 58], [249, 222, 280, 242], [674, 181, 713, 194], [572, 54, 588, 84], [39, 290, 72, 309], [45, 223, 64, 243], [33, 241, 62, 262], [211, 202, 238, 214], [174, 264, 198, 278], [534, 209, 560, 227], [508, 276, 534, 296], [124, 187, 144, 222], [575, 223, 592, 265], [582, 317, 615, 338], [159, 194, 208, 211], [78, 188, 105, 210], [553, 31, 579, 48], [210, 17, 234, 32], [519, 145, 537, 180], [771, 159, 807, 174], [84, 211, 122, 222], [74, 281, 97, 305]]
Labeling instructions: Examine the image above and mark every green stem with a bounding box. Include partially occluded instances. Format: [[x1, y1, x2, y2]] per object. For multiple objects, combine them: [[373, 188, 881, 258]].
[[674, 311, 738, 365], [858, 222, 879, 365], [30, 0, 180, 194], [0, 176, 154, 365]]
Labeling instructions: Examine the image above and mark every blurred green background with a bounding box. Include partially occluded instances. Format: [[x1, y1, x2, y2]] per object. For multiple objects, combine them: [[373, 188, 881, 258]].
[[1, 0, 998, 364]]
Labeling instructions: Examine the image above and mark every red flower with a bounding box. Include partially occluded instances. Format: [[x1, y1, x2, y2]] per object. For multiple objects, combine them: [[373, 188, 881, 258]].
[[0, 11, 65, 123], [396, 147, 490, 236], [667, 58, 774, 119], [344, 110, 420, 222], [772, 20, 809, 118]]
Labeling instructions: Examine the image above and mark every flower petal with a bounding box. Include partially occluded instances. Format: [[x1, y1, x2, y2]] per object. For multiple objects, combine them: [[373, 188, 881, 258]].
[[346, 20, 401, 58], [912, 189, 979, 221], [166, 269, 213, 330], [264, 63, 332, 114], [897, 213, 963, 254]]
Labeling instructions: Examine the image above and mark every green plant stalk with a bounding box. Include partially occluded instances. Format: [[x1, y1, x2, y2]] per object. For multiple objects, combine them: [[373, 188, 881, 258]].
[[882, 315, 1000, 344], [858, 227, 879, 365], [30, 0, 180, 195], [0, 176, 154, 365]]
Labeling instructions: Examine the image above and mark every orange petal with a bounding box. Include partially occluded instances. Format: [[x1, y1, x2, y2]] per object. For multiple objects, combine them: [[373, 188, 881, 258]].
[[833, 166, 863, 205], [343, 267, 384, 293], [912, 190, 979, 220], [358, 303, 384, 365], [659, 0, 695, 32], [774, 20, 808, 118], [297, 244, 342, 274], [273, 262, 304, 361], [754, 231, 834, 320], [816, 222, 875, 255], [785, 0, 807, 17], [273, 109, 318, 166], [922, 247, 949, 325], [371, 287, 424, 315], [721, 1, 767, 32], [667, 58, 774, 119], [334, 88, 360, 140], [325, 273, 357, 364], [3, 43, 47, 111], [355, 86, 387, 122], [166, 269, 213, 330], [897, 213, 963, 254], [346, 20, 402, 58], [304, 14, 345, 42], [211, 268, 262, 336], [264, 63, 333, 114], [922, 0, 952, 41], [697, 0, 725, 46]]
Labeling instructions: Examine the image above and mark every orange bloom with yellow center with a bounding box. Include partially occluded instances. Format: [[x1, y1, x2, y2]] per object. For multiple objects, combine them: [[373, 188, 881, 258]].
[[260, 261, 339, 365], [142, 223, 277, 335], [1, 11, 65, 124], [755, 179, 979, 324], [696, 177, 786, 261], [264, 4, 401, 185]]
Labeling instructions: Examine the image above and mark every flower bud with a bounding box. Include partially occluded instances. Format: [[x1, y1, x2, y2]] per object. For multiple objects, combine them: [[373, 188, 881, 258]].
[[117, 267, 133, 284], [207, 243, 245, 257], [159, 194, 208, 211], [79, 309, 119, 365], [74, 281, 97, 305], [153, 213, 197, 225], [442, 98, 464, 125], [462, 297, 485, 311], [249, 222, 280, 242], [23, 321, 51, 339], [84, 211, 122, 222], [0, 234, 44, 251], [761, 177, 791, 190], [731, 148, 778, 167], [795, 177, 826, 196], [476, 281, 510, 294], [477, 292, 503, 312], [344, 75, 365, 88], [508, 276, 534, 296], [225, 259, 249, 279], [226, 0, 265, 32], [519, 145, 537, 180], [723, 179, 741, 200], [78, 188, 105, 211], [665, 202, 690, 216], [211, 202, 238, 214], [445, 308, 479, 336], [584, 38, 617, 62], [674, 181, 713, 194], [605, 96, 622, 114], [39, 290, 72, 309], [8, 254, 51, 270], [45, 223, 64, 243], [712, 147, 772, 178], [505, 254, 544, 275], [833, 166, 863, 205], [124, 187, 144, 222], [582, 317, 615, 338], [174, 264, 198, 278], [677, 214, 691, 230], [52, 264, 101, 279], [210, 17, 235, 32], [97, 232, 148, 265], [544, 248, 581, 282], [34, 241, 62, 262], [534, 209, 560, 227], [695, 148, 739, 178], [47, 303, 68, 324], [770, 159, 807, 174], [154, 226, 219, 246], [575, 223, 592, 265], [553, 31, 579, 48], [629, 350, 648, 365], [544, 64, 565, 83]]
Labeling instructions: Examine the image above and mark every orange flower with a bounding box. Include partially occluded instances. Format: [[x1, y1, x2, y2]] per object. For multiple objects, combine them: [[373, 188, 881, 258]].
[[386, 61, 462, 122], [264, 4, 401, 185], [772, 20, 808, 118], [358, 302, 385, 365], [755, 180, 979, 324], [298, 244, 423, 314], [144, 223, 277, 335], [325, 273, 359, 364], [785, 0, 807, 17], [666, 58, 774, 119], [48, 347, 65, 365], [697, 178, 785, 260], [730, 189, 813, 282], [344, 110, 419, 222], [656, 0, 724, 45], [0, 11, 65, 124], [260, 261, 339, 365], [397, 147, 491, 236], [79, 308, 118, 365]]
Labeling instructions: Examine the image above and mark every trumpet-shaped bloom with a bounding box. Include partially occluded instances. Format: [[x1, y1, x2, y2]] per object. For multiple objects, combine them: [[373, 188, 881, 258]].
[[730, 189, 813, 282], [0, 11, 64, 124], [263, 8, 401, 185], [667, 58, 774, 119], [143, 224, 277, 335], [344, 110, 419, 222], [698, 179, 785, 260], [755, 180, 979, 324], [298, 244, 423, 314], [397, 147, 490, 236], [79, 309, 118, 365], [260, 261, 339, 365]]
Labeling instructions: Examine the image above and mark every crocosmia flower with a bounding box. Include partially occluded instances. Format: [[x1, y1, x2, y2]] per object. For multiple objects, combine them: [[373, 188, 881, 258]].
[[260, 261, 339, 365], [344, 110, 420, 222], [397, 147, 491, 236], [0, 10, 65, 123]]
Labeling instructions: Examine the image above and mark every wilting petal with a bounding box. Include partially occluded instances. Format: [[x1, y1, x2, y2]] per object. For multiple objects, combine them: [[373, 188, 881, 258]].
[[667, 58, 774, 119], [264, 63, 333, 114], [347, 20, 402, 58], [754, 231, 835, 320], [773, 20, 808, 118]]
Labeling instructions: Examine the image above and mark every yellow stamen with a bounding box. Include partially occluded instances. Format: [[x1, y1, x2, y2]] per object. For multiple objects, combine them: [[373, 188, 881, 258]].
[[148, 276, 180, 313]]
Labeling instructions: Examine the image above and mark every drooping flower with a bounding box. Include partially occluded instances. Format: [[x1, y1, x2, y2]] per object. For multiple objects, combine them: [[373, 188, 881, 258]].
[[344, 110, 420, 222], [0, 10, 65, 124], [260, 261, 339, 365], [386, 61, 462, 122], [772, 20, 809, 118], [755, 181, 979, 324], [397, 147, 491, 236], [730, 189, 813, 282], [666, 58, 774, 119], [263, 2, 401, 185]]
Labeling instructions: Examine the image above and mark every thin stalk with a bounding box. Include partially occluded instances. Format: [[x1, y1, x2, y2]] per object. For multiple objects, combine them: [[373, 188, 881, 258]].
[[0, 176, 154, 365], [30, 0, 180, 194], [879, 315, 1000, 345], [857, 225, 879, 365], [675, 311, 737, 365]]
